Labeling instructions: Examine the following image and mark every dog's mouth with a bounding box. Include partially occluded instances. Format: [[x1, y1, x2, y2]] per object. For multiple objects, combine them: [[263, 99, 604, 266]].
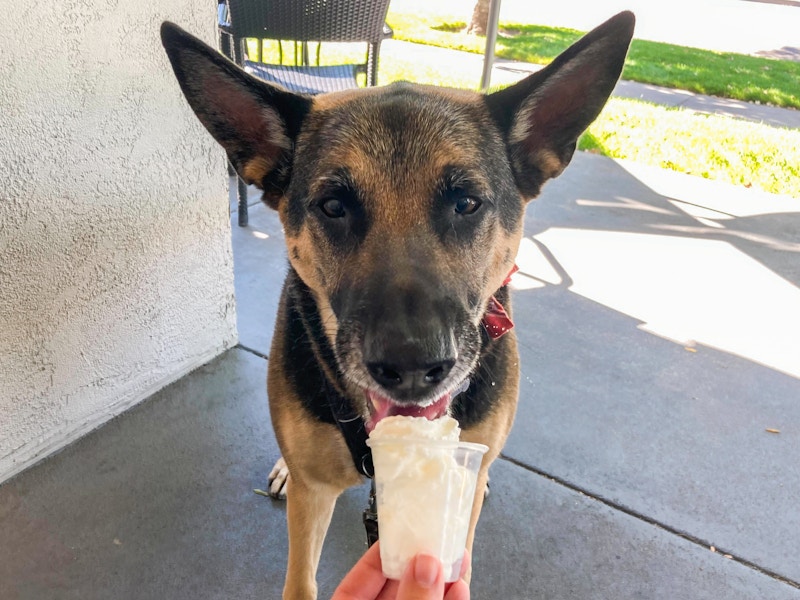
[[364, 380, 469, 433], [365, 391, 450, 433]]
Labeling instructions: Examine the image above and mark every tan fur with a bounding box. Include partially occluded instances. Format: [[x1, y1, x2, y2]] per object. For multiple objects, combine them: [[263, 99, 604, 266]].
[[532, 148, 566, 181], [242, 156, 273, 184], [484, 228, 525, 300]]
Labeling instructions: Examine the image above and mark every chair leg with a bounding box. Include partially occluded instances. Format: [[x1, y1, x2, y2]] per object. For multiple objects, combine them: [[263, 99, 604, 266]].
[[367, 42, 378, 87], [237, 177, 249, 227], [233, 36, 245, 66]]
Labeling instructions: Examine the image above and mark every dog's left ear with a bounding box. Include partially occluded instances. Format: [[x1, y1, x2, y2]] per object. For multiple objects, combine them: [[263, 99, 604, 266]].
[[160, 22, 312, 208], [485, 11, 635, 199]]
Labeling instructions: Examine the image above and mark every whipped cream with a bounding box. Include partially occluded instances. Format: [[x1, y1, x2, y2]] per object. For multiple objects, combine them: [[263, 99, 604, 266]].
[[367, 415, 483, 581], [369, 414, 461, 442]]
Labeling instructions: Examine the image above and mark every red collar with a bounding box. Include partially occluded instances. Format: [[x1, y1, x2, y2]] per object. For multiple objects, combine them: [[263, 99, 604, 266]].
[[481, 264, 518, 339]]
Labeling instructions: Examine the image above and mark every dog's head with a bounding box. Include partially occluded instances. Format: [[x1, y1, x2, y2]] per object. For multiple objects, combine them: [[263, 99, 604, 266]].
[[161, 13, 634, 430]]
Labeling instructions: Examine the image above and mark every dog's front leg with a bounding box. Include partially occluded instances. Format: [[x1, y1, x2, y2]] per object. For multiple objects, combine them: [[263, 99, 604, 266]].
[[278, 437, 362, 600], [462, 464, 490, 584], [270, 390, 363, 598], [460, 351, 521, 584], [283, 475, 341, 600]]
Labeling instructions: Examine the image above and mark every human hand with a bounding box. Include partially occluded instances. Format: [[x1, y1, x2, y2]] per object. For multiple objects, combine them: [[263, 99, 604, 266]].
[[332, 542, 470, 600]]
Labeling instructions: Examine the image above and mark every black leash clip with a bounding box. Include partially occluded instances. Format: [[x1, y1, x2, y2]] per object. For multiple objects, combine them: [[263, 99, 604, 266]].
[[362, 480, 379, 547]]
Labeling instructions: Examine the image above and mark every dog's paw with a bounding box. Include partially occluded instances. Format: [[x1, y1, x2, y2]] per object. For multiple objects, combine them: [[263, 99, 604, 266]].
[[267, 456, 289, 500]]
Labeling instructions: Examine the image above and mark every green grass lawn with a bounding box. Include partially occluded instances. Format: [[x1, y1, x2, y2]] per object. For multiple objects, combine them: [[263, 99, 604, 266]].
[[243, 30, 800, 197], [386, 7, 800, 110], [581, 99, 800, 196]]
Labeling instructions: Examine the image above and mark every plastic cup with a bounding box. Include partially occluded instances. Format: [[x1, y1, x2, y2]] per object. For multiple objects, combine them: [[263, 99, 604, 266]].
[[366, 437, 488, 582]]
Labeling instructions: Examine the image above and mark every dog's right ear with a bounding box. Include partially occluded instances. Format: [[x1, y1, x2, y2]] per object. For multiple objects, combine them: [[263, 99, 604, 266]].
[[485, 11, 634, 200], [160, 22, 311, 208]]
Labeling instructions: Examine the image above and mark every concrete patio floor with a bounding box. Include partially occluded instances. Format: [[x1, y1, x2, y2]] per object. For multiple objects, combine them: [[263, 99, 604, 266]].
[[2, 148, 799, 599]]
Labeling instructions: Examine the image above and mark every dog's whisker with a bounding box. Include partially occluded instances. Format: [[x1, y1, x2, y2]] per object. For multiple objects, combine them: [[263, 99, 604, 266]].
[[336, 414, 361, 423]]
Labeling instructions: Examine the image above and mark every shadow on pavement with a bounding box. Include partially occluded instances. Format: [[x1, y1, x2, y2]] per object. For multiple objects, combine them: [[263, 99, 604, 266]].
[[504, 151, 800, 583]]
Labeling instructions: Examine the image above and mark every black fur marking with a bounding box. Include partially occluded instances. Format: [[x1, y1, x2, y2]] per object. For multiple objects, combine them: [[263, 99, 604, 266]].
[[472, 122, 525, 234], [261, 151, 297, 208], [431, 166, 492, 246], [310, 168, 370, 250], [280, 269, 373, 476], [284, 188, 306, 236], [280, 269, 338, 425], [286, 166, 372, 247]]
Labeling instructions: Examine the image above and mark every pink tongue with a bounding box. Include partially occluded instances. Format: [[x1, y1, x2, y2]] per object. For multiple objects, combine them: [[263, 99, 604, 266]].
[[367, 391, 451, 432]]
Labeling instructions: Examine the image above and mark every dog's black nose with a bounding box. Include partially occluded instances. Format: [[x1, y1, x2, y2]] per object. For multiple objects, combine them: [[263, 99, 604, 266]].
[[367, 358, 455, 394], [343, 266, 462, 400]]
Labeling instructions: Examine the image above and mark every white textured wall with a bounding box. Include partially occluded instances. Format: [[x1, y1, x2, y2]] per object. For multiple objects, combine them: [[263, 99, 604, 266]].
[[0, 1, 237, 483]]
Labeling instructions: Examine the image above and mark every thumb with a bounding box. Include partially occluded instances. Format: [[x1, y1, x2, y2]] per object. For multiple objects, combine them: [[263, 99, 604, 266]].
[[396, 554, 445, 599]]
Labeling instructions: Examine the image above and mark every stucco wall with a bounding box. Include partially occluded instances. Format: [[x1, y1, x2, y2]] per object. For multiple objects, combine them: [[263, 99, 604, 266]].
[[0, 2, 237, 483]]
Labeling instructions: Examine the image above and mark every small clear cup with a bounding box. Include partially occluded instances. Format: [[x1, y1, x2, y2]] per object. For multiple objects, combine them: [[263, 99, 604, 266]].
[[366, 437, 488, 582]]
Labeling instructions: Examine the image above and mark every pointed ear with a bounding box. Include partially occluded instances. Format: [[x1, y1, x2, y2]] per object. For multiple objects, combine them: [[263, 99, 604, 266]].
[[485, 11, 635, 199], [160, 22, 312, 208]]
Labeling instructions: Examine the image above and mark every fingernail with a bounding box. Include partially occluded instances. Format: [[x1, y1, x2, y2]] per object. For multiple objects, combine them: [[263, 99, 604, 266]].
[[413, 554, 440, 588]]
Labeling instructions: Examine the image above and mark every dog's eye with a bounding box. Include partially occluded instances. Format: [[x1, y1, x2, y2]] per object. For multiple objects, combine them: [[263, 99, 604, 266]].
[[318, 198, 346, 219], [454, 196, 482, 215]]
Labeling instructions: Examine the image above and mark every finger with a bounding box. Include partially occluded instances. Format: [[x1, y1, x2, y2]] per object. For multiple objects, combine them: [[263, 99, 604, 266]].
[[375, 578, 400, 600], [332, 543, 388, 600], [444, 579, 470, 600], [396, 554, 445, 600]]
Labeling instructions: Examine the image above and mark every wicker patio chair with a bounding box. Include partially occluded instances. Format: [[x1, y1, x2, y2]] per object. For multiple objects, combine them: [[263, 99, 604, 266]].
[[218, 0, 394, 226]]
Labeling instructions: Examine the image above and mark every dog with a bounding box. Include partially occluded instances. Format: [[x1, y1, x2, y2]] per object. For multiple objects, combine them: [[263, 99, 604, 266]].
[[161, 12, 634, 598]]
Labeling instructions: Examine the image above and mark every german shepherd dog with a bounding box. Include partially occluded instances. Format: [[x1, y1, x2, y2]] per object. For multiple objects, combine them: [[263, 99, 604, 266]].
[[162, 12, 633, 598]]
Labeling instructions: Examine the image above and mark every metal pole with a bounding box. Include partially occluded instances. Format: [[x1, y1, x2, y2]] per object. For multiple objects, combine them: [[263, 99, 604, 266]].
[[479, 0, 503, 91]]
